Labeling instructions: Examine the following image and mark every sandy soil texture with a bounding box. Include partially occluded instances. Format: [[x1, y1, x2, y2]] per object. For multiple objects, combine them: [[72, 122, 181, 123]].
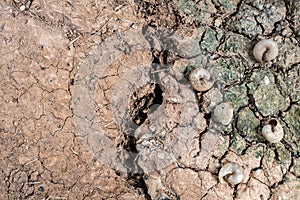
[[1, 0, 299, 199]]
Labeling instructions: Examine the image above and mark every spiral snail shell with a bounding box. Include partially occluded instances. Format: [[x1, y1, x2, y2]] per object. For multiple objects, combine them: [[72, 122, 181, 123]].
[[189, 68, 214, 92], [212, 102, 234, 125], [253, 39, 278, 63], [219, 162, 244, 186], [262, 119, 284, 143]]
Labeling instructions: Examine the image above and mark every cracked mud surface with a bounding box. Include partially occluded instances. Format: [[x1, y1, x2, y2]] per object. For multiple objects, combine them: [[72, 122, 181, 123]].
[[1, 0, 299, 199]]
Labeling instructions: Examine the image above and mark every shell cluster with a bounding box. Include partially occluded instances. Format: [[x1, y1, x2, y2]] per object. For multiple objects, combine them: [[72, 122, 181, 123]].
[[253, 39, 278, 63], [219, 162, 244, 186], [212, 102, 234, 125], [189, 68, 214, 92], [187, 39, 282, 189], [262, 118, 284, 143]]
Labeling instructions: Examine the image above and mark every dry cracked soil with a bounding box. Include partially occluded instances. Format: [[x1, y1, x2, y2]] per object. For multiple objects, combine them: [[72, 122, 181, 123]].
[[0, 0, 300, 199]]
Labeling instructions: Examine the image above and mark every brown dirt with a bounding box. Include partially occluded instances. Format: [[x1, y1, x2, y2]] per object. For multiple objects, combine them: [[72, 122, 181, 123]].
[[1, 0, 299, 200]]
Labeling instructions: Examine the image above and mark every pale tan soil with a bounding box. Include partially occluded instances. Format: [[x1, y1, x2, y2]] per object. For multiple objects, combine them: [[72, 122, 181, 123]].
[[1, 0, 300, 200], [0, 0, 144, 199]]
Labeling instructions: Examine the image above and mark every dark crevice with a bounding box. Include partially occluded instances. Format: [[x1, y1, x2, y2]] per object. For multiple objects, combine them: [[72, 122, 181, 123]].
[[254, 15, 265, 35], [232, 183, 239, 199], [203, 113, 212, 127], [130, 83, 163, 126], [123, 135, 138, 153], [127, 173, 152, 200]]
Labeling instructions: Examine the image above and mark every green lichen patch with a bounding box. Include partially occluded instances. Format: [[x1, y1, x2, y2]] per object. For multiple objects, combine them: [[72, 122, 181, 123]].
[[212, 57, 246, 85], [264, 148, 276, 163], [248, 69, 276, 88], [275, 143, 292, 164], [228, 4, 262, 37], [198, 26, 224, 53], [229, 1, 286, 37], [276, 37, 300, 70], [253, 84, 287, 116], [248, 69, 288, 116], [218, 0, 239, 13], [283, 105, 300, 154], [292, 157, 300, 177], [231, 133, 247, 155], [219, 32, 253, 65], [236, 107, 261, 141], [252, 2, 286, 35], [284, 105, 300, 134], [276, 64, 300, 102], [224, 83, 249, 112], [176, 0, 216, 25], [289, 1, 300, 41], [246, 144, 265, 161]]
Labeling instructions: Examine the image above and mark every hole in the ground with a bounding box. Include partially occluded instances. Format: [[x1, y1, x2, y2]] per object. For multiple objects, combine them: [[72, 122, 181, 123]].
[[129, 83, 163, 126], [269, 119, 278, 127], [127, 173, 152, 200], [204, 113, 212, 126], [38, 186, 44, 192], [123, 135, 138, 153]]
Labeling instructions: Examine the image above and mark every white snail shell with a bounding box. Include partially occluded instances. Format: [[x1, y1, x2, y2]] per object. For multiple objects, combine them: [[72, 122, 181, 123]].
[[219, 162, 244, 186], [262, 119, 284, 143], [253, 39, 278, 63], [212, 102, 234, 125], [189, 68, 214, 92]]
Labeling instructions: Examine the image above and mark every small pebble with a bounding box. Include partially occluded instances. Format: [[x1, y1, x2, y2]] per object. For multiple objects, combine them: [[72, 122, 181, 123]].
[[20, 5, 26, 11]]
